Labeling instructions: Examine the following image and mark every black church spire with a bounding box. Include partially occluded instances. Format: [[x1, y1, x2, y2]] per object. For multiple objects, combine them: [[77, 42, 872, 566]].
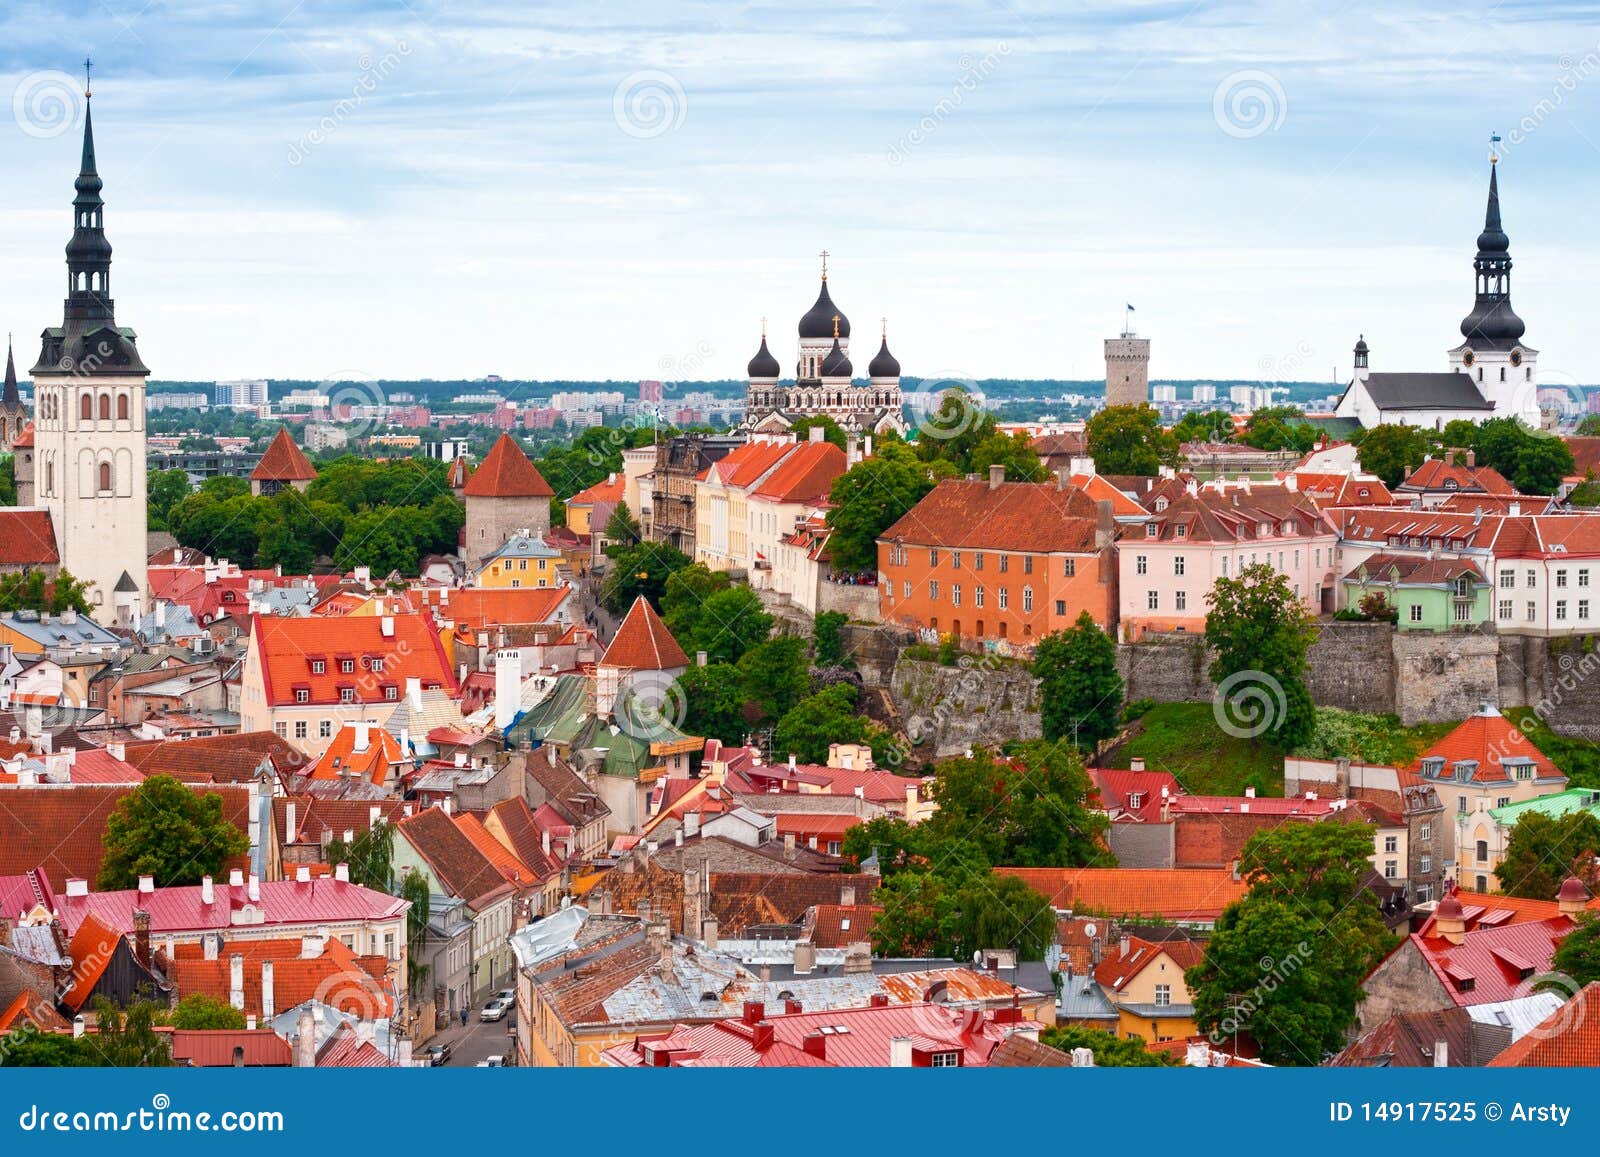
[[1459, 158, 1525, 349]]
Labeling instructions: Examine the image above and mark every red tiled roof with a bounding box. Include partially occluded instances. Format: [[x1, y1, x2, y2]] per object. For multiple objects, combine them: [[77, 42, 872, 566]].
[[395, 806, 514, 907], [1290, 472, 1395, 507], [800, 903, 881, 948], [1070, 472, 1149, 517], [250, 612, 457, 708], [169, 937, 392, 1021], [1398, 458, 1517, 496], [484, 797, 564, 879], [567, 473, 625, 505], [600, 596, 689, 671], [462, 433, 553, 498], [417, 585, 571, 632], [994, 867, 1247, 922], [454, 812, 543, 887], [60, 913, 123, 1012], [0, 510, 58, 565], [706, 440, 797, 490], [250, 427, 317, 482], [169, 1029, 293, 1067], [751, 441, 847, 503], [10, 423, 34, 449], [315, 1022, 395, 1067], [125, 731, 304, 784], [1407, 707, 1562, 784], [1566, 437, 1600, 482], [0, 991, 68, 1033], [58, 876, 408, 937], [1094, 934, 1205, 991], [1488, 981, 1600, 1065], [882, 478, 1102, 552], [306, 725, 405, 785]]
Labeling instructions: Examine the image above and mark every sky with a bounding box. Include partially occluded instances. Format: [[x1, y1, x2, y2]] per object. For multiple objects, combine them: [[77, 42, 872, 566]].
[[2, 1, 1600, 387]]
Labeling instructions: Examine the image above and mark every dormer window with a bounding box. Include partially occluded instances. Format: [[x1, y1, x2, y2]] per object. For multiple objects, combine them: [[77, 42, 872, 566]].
[[1127, 791, 1145, 811], [311, 660, 326, 675], [1145, 522, 1158, 538]]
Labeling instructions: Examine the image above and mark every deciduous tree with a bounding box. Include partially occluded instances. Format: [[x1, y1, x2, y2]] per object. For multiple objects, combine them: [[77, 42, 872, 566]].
[[1032, 612, 1123, 752], [98, 775, 250, 890]]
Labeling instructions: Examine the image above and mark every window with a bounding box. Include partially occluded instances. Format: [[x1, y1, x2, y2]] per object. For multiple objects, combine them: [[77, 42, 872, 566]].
[[1527, 601, 1537, 622], [1173, 556, 1185, 576], [1147, 590, 1159, 610], [1420, 855, 1432, 874], [1063, 558, 1075, 577], [1145, 522, 1157, 538], [1581, 600, 1591, 621], [974, 553, 984, 572], [1527, 569, 1537, 588], [80, 393, 92, 420], [319, 720, 332, 739], [1022, 586, 1033, 612], [1497, 796, 1511, 809], [1055, 600, 1066, 615], [1557, 570, 1569, 588], [311, 660, 326, 675], [1384, 835, 1398, 853], [294, 689, 309, 704], [974, 586, 985, 608], [98, 461, 112, 492], [1580, 569, 1591, 588], [1409, 604, 1423, 623], [293, 720, 308, 740], [952, 551, 961, 570], [997, 587, 1009, 610], [1384, 860, 1397, 879], [1023, 556, 1033, 575], [903, 581, 911, 599], [999, 555, 1009, 574], [1136, 555, 1148, 576], [929, 550, 938, 567], [117, 394, 129, 420], [1175, 591, 1187, 611], [274, 722, 287, 738], [1556, 601, 1568, 622], [1476, 840, 1489, 863], [340, 659, 355, 674], [951, 584, 961, 607], [1154, 985, 1171, 1007], [1498, 600, 1512, 620], [1175, 524, 1187, 539], [930, 1052, 961, 1068], [340, 688, 356, 704], [1419, 823, 1431, 842], [1458, 795, 1468, 814], [928, 580, 939, 601], [384, 685, 398, 701]]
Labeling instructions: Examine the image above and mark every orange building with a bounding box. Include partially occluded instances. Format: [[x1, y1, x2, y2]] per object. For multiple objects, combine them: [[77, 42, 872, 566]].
[[877, 466, 1117, 646]]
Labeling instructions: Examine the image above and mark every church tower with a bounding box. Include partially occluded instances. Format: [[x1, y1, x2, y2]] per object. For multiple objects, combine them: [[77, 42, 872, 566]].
[[1447, 146, 1538, 423], [29, 81, 149, 626], [0, 339, 27, 450]]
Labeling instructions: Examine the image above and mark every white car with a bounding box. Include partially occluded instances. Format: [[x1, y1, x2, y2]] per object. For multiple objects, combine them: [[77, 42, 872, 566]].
[[493, 989, 516, 1005], [479, 999, 509, 1022], [476, 1055, 505, 1067]]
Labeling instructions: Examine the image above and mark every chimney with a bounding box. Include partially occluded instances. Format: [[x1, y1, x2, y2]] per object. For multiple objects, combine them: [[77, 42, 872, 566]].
[[988, 464, 1005, 490], [369, 804, 382, 829], [696, 650, 708, 668], [380, 615, 395, 638], [1130, 757, 1145, 772], [742, 1001, 765, 1025], [261, 960, 276, 1020], [229, 953, 245, 1010], [793, 940, 817, 975], [407, 677, 423, 709], [294, 1008, 317, 1067], [843, 941, 873, 974], [1465, 449, 1476, 468], [72, 1015, 85, 1039], [247, 874, 260, 902], [701, 917, 718, 950], [1070, 1047, 1096, 1067], [132, 908, 151, 970], [1434, 1039, 1449, 1067], [495, 648, 522, 732], [783, 832, 796, 857], [1186, 1040, 1211, 1067], [229, 868, 245, 888], [809, 424, 825, 443], [1508, 502, 1521, 517], [1244, 786, 1256, 799], [541, 829, 551, 856], [840, 883, 856, 907], [1558, 876, 1591, 919], [335, 863, 350, 884], [684, 812, 700, 838], [751, 1021, 774, 1050], [138, 874, 155, 894], [802, 1033, 828, 1061], [1095, 498, 1116, 550], [870, 993, 889, 1008], [353, 721, 371, 753], [296, 865, 311, 883], [107, 741, 125, 762], [889, 1037, 913, 1067], [284, 801, 298, 842], [62, 877, 87, 898]]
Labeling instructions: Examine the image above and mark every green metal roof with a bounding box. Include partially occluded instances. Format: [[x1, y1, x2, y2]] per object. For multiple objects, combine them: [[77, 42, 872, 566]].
[[1489, 787, 1600, 826]]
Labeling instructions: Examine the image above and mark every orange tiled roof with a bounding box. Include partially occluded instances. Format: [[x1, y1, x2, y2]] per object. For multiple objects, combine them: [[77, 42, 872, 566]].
[[1398, 458, 1517, 496], [1489, 981, 1600, 1065], [1406, 708, 1562, 784], [250, 612, 457, 708], [993, 866, 1247, 922], [462, 433, 553, 498], [394, 806, 513, 907], [1093, 934, 1205, 991], [306, 725, 406, 784], [1070, 472, 1150, 517], [567, 473, 625, 505], [752, 441, 847, 503], [882, 478, 1102, 552], [706, 440, 797, 489], [60, 913, 124, 1012], [416, 585, 570, 632], [453, 812, 542, 887], [600, 596, 689, 671], [0, 510, 58, 565], [250, 427, 317, 482], [10, 423, 34, 449], [169, 937, 392, 1021]]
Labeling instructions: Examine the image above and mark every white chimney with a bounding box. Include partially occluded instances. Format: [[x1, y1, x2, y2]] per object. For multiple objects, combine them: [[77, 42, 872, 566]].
[[335, 863, 350, 883], [229, 953, 245, 1010], [284, 800, 297, 841], [353, 722, 371, 753], [138, 874, 154, 894], [247, 874, 260, 902], [380, 615, 395, 638], [107, 741, 125, 762], [66, 878, 89, 898], [229, 868, 245, 888], [407, 677, 423, 709], [494, 648, 522, 732], [889, 1037, 914, 1067], [202, 875, 215, 904], [369, 804, 382, 828], [1245, 786, 1256, 799], [296, 865, 311, 883], [542, 829, 551, 856], [1434, 1040, 1449, 1067], [72, 1015, 85, 1039], [261, 960, 275, 1020]]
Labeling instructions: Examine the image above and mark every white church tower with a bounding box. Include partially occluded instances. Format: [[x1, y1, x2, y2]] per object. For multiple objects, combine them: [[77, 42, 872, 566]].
[[29, 81, 149, 626]]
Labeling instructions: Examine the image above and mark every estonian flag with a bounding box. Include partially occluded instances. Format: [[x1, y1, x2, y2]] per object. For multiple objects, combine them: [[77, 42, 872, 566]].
[[1127, 304, 1135, 312]]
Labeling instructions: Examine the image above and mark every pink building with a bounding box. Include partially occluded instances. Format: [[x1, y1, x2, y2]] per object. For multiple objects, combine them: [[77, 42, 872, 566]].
[[1117, 479, 1337, 640]]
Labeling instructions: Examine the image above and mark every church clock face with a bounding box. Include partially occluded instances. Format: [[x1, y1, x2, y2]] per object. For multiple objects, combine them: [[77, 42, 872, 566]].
[[1510, 349, 1522, 367], [1462, 350, 1474, 367]]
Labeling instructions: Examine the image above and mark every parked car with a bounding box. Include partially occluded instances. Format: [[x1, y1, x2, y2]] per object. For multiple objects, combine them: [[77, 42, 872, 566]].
[[493, 989, 516, 1005], [476, 1055, 505, 1067], [479, 998, 509, 1022], [423, 1043, 452, 1067]]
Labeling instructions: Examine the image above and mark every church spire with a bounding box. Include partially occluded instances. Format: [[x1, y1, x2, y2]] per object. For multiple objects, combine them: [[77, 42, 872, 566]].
[[65, 79, 113, 327], [3, 336, 17, 405], [1459, 143, 1524, 349]]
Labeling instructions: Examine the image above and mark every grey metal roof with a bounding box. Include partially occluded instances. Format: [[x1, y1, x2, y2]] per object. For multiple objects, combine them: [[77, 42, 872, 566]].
[[1359, 372, 1493, 411]]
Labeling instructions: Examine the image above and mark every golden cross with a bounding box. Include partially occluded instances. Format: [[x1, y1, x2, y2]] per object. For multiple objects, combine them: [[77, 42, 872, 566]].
[[819, 249, 829, 279], [832, 315, 840, 340]]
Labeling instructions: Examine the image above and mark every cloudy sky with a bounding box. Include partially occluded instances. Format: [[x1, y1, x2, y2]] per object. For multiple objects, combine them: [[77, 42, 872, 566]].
[[2, 1, 1598, 386]]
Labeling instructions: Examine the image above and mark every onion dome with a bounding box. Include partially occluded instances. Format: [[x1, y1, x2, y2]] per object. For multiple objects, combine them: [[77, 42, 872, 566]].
[[1353, 336, 1368, 356], [819, 338, 852, 379], [1558, 875, 1591, 904], [1435, 891, 1463, 920], [799, 278, 850, 340], [747, 334, 779, 379], [869, 329, 900, 378]]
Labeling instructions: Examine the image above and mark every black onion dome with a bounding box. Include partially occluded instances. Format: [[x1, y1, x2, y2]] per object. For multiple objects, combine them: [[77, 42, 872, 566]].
[[1353, 336, 1368, 355], [799, 279, 850, 340], [819, 337, 853, 378], [869, 335, 900, 378], [747, 335, 779, 379]]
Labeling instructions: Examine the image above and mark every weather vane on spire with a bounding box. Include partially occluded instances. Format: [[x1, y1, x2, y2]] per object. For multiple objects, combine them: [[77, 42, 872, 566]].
[[1489, 131, 1501, 164], [818, 249, 829, 280], [84, 56, 93, 97]]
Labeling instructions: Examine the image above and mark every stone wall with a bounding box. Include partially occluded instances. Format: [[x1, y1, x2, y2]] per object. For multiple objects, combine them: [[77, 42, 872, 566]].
[[1497, 633, 1600, 740], [818, 580, 880, 621], [1391, 630, 1500, 727], [889, 657, 1043, 760], [1305, 622, 1396, 714], [1118, 634, 1210, 704], [844, 623, 915, 689]]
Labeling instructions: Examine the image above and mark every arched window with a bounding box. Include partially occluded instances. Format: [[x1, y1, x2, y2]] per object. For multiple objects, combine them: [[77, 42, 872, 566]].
[[99, 393, 111, 420], [117, 393, 130, 420], [81, 393, 93, 421], [45, 460, 54, 494], [99, 461, 112, 492]]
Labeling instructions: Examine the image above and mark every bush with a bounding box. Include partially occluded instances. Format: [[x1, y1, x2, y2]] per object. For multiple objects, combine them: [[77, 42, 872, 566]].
[[1121, 698, 1155, 723]]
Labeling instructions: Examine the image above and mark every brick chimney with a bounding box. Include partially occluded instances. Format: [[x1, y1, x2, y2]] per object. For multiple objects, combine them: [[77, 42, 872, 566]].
[[132, 908, 151, 971], [988, 464, 1005, 490]]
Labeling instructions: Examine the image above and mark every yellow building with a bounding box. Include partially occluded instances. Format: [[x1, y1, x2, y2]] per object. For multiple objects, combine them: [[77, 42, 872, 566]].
[[1096, 936, 1204, 1043], [474, 532, 564, 589]]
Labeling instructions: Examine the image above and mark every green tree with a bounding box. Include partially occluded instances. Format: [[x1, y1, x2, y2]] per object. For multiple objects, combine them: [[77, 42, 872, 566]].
[[841, 815, 926, 875], [1032, 611, 1123, 752], [0, 455, 15, 506], [870, 871, 945, 957], [1171, 410, 1236, 444], [0, 568, 93, 615], [603, 501, 642, 548], [1085, 405, 1179, 475], [677, 586, 772, 664], [601, 542, 693, 615], [1550, 914, 1600, 988], [1240, 406, 1316, 453], [1205, 562, 1319, 751], [170, 993, 246, 1030], [678, 662, 750, 742], [789, 413, 847, 450], [1508, 435, 1576, 495], [661, 564, 732, 635], [813, 611, 849, 668], [1568, 478, 1600, 508], [1577, 415, 1600, 437], [401, 869, 432, 994], [968, 431, 1047, 484], [85, 997, 174, 1067], [1494, 810, 1600, 899], [912, 392, 1001, 473], [921, 741, 1111, 869], [824, 441, 950, 573], [146, 468, 192, 530], [735, 635, 812, 724], [774, 684, 868, 764], [870, 867, 1055, 960], [1039, 1026, 1175, 1066], [98, 775, 251, 890], [325, 820, 394, 892], [1354, 423, 1429, 486]]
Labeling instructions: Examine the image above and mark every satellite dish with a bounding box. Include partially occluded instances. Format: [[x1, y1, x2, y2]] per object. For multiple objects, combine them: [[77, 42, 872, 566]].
[[1084, 922, 1097, 939]]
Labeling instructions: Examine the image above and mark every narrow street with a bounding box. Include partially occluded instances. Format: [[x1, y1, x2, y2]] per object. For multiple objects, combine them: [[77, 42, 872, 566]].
[[427, 1011, 519, 1067]]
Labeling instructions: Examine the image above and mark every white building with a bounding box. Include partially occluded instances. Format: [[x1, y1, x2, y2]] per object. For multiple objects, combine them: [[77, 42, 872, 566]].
[[215, 379, 270, 409]]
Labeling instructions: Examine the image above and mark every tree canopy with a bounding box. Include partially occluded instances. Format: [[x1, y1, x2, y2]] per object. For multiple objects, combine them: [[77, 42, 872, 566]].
[[1205, 562, 1319, 750], [1494, 810, 1600, 899], [824, 439, 950, 574], [1032, 611, 1124, 752], [1353, 423, 1429, 487], [98, 775, 251, 890], [1085, 405, 1179, 475]]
